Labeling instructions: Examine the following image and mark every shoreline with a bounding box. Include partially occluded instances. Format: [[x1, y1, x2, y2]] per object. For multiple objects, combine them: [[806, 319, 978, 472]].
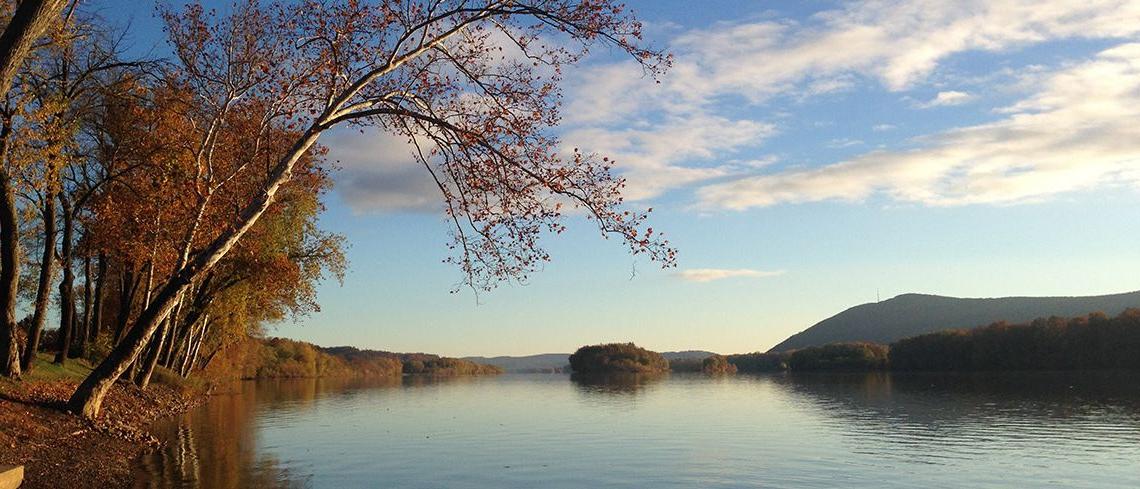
[[1, 367, 506, 488], [0, 377, 205, 489]]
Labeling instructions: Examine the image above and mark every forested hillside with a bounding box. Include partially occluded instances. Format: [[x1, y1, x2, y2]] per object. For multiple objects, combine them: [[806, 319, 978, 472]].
[[770, 291, 1140, 352]]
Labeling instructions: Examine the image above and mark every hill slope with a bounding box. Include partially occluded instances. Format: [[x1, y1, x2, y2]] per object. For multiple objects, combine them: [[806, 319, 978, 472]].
[[769, 291, 1140, 352], [660, 350, 717, 361], [462, 354, 570, 373]]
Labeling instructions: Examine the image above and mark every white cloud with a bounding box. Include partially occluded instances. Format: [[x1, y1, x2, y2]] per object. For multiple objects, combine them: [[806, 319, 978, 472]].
[[918, 90, 973, 108], [334, 1, 1140, 212], [696, 43, 1140, 210], [561, 114, 775, 200], [872, 124, 897, 132], [561, 0, 1140, 204], [675, 268, 786, 283]]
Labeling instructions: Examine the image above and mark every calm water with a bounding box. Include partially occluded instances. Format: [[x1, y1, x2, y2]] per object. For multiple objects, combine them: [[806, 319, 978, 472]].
[[135, 372, 1140, 488]]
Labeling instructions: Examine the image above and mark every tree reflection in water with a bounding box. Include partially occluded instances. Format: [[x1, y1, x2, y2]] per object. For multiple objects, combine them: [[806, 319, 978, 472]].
[[570, 372, 668, 396], [136, 377, 402, 489]]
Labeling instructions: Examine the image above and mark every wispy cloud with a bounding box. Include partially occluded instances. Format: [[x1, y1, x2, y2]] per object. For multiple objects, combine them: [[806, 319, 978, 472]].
[[675, 268, 786, 283], [696, 43, 1140, 210], [918, 90, 973, 108], [827, 138, 865, 149], [561, 115, 775, 200]]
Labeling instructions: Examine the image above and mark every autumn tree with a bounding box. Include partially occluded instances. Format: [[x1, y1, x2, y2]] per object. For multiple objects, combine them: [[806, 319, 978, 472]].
[[0, 0, 78, 378], [78, 71, 345, 389], [68, 0, 673, 418], [7, 14, 146, 370]]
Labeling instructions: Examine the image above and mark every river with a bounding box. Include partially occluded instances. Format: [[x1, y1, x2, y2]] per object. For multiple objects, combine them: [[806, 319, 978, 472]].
[[134, 371, 1140, 488]]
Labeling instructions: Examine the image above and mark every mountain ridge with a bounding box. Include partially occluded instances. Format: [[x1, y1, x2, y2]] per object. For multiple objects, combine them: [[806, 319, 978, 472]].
[[769, 290, 1140, 352]]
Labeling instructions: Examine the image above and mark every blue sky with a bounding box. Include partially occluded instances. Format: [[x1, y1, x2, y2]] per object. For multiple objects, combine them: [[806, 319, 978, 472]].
[[97, 1, 1140, 356]]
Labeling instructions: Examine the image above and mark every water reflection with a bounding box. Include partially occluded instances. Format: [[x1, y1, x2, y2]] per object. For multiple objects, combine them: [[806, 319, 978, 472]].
[[134, 382, 305, 488], [771, 371, 1140, 468], [135, 372, 1140, 488], [135, 376, 404, 489], [570, 372, 667, 396]]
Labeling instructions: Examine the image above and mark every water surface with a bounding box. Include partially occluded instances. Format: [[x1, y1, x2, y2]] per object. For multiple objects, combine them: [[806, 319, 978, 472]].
[[135, 372, 1140, 488]]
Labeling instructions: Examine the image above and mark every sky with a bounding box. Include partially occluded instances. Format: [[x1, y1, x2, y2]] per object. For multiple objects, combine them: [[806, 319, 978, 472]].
[[94, 1, 1140, 356]]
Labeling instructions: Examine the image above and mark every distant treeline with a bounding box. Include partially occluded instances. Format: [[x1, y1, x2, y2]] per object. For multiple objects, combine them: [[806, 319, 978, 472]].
[[569, 343, 669, 374], [399, 354, 505, 376], [205, 338, 502, 380], [668, 354, 738, 374], [728, 343, 886, 372], [729, 310, 1140, 373], [890, 311, 1140, 371]]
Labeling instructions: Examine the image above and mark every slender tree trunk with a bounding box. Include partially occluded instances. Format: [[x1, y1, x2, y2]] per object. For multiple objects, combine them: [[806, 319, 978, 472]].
[[140, 294, 181, 388], [0, 0, 68, 98], [81, 252, 92, 345], [90, 253, 106, 341], [182, 314, 208, 377], [135, 317, 167, 389], [0, 117, 20, 378], [168, 308, 199, 369], [113, 265, 136, 344], [159, 299, 180, 367], [53, 195, 75, 364], [22, 196, 56, 371], [69, 129, 321, 418], [175, 319, 195, 376], [169, 296, 206, 370], [128, 258, 156, 379]]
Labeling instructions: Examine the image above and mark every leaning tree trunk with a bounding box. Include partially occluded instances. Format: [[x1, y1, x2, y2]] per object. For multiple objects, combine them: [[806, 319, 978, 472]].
[[68, 129, 322, 418], [138, 294, 181, 389], [0, 0, 68, 98], [0, 117, 20, 379], [21, 196, 56, 372], [53, 196, 75, 364]]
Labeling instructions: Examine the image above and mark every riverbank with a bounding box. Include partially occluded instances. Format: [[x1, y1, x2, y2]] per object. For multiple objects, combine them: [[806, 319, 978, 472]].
[[1, 347, 503, 489], [0, 356, 204, 489]]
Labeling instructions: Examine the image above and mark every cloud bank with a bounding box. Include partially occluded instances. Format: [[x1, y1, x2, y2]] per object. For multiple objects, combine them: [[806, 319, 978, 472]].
[[697, 43, 1140, 209]]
